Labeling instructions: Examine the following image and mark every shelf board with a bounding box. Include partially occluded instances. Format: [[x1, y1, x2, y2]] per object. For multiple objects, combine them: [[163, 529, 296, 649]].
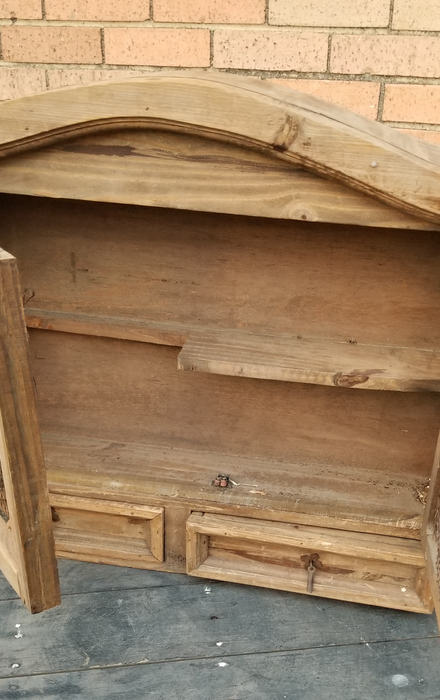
[[178, 329, 440, 392], [26, 307, 440, 393], [43, 432, 425, 539]]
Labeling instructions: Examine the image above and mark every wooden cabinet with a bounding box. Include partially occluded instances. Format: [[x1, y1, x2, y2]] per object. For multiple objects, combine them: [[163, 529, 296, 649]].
[[0, 72, 439, 625]]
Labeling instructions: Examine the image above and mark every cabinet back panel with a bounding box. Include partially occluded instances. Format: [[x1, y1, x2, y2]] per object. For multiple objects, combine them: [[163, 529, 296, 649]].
[[29, 330, 440, 478], [3, 195, 440, 348]]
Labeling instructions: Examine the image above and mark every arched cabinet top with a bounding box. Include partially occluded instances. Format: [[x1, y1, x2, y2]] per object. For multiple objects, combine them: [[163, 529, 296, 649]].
[[1, 71, 440, 228]]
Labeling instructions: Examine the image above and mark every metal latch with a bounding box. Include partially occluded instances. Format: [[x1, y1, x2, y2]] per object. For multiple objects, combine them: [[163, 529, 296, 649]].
[[211, 474, 231, 488], [300, 553, 322, 593]]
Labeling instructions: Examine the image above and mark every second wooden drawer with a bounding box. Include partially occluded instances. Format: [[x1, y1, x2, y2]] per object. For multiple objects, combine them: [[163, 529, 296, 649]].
[[186, 512, 432, 613]]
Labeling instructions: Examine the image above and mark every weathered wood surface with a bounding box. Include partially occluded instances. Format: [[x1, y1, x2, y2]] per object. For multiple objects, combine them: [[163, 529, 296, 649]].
[[0, 250, 60, 613], [186, 513, 430, 614], [422, 432, 440, 626], [0, 562, 438, 699], [51, 495, 165, 567], [43, 432, 426, 538], [1, 73, 440, 225], [179, 328, 440, 392], [2, 641, 440, 700], [0, 570, 437, 676], [0, 129, 437, 232], [5, 195, 440, 351], [0, 558, 200, 600]]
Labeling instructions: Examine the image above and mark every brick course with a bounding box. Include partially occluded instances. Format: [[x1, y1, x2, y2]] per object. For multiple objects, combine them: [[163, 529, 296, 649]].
[[393, 0, 440, 31], [274, 79, 380, 119], [383, 85, 440, 124], [0, 66, 45, 99], [104, 28, 210, 67], [331, 35, 440, 78], [269, 0, 389, 28], [214, 30, 328, 71], [154, 0, 265, 24], [45, 0, 149, 22], [1, 26, 102, 64], [0, 0, 41, 18], [0, 0, 439, 144]]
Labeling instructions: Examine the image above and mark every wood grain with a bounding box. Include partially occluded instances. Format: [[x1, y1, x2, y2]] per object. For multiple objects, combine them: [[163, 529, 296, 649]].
[[0, 129, 437, 231], [1, 73, 440, 225], [186, 513, 430, 614], [178, 328, 440, 392], [4, 195, 440, 350], [422, 431, 440, 626], [42, 431, 425, 538], [50, 495, 164, 567], [0, 576, 437, 679], [0, 249, 60, 613], [29, 330, 440, 486]]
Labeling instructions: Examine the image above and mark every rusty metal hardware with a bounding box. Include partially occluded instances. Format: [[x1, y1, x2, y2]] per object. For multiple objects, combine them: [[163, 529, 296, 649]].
[[300, 553, 322, 593], [212, 474, 231, 488], [51, 507, 60, 522]]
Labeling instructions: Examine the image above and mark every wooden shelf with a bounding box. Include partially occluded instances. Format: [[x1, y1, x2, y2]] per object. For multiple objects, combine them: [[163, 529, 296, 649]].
[[42, 432, 425, 539], [26, 308, 440, 393], [178, 329, 440, 393]]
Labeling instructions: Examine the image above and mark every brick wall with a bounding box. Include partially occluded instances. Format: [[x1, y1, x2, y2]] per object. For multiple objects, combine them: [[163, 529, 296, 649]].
[[1, 1, 440, 144]]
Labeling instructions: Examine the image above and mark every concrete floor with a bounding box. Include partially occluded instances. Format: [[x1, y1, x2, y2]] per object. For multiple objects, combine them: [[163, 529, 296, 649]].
[[0, 559, 439, 699]]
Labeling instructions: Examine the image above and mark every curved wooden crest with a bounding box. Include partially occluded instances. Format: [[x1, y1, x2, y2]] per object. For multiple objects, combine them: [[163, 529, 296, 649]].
[[1, 71, 440, 225]]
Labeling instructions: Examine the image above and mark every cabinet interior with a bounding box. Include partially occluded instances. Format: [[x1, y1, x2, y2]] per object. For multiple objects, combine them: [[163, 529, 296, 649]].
[[2, 191, 437, 540]]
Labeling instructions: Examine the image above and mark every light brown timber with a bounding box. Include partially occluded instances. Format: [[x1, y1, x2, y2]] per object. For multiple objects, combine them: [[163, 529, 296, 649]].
[[0, 249, 60, 612]]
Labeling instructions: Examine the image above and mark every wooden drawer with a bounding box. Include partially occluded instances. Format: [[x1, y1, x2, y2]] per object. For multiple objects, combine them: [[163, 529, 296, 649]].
[[186, 513, 433, 613], [51, 495, 164, 568]]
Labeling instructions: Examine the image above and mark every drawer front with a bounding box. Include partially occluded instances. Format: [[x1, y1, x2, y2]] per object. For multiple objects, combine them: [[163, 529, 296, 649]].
[[186, 512, 432, 613], [51, 495, 164, 568]]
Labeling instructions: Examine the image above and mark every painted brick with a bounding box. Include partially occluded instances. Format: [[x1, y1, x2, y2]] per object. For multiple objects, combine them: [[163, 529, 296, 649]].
[[331, 35, 440, 78], [273, 79, 380, 119], [45, 0, 149, 21], [0, 0, 41, 18], [104, 28, 210, 67], [154, 0, 265, 23], [383, 85, 440, 125], [1, 26, 102, 64], [0, 67, 45, 100], [400, 129, 440, 147], [269, 0, 389, 28], [46, 69, 145, 90], [214, 30, 328, 71], [393, 0, 440, 31]]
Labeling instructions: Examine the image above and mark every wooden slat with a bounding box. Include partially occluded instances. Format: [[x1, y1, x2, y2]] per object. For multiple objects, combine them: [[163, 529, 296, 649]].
[[0, 128, 437, 231], [50, 495, 164, 567], [1, 73, 440, 224], [0, 577, 437, 681], [187, 513, 425, 566], [422, 431, 440, 626], [178, 329, 440, 392], [25, 307, 188, 347], [42, 432, 425, 539], [5, 195, 440, 351], [0, 249, 60, 613], [186, 513, 430, 613], [1, 638, 440, 699]]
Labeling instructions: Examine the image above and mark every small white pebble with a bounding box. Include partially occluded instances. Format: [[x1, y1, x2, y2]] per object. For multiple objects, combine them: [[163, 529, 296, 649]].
[[11, 663, 20, 669], [392, 674, 409, 688], [217, 662, 228, 667], [204, 586, 212, 594], [401, 587, 407, 592], [15, 624, 21, 628], [371, 161, 378, 168], [216, 642, 224, 647]]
